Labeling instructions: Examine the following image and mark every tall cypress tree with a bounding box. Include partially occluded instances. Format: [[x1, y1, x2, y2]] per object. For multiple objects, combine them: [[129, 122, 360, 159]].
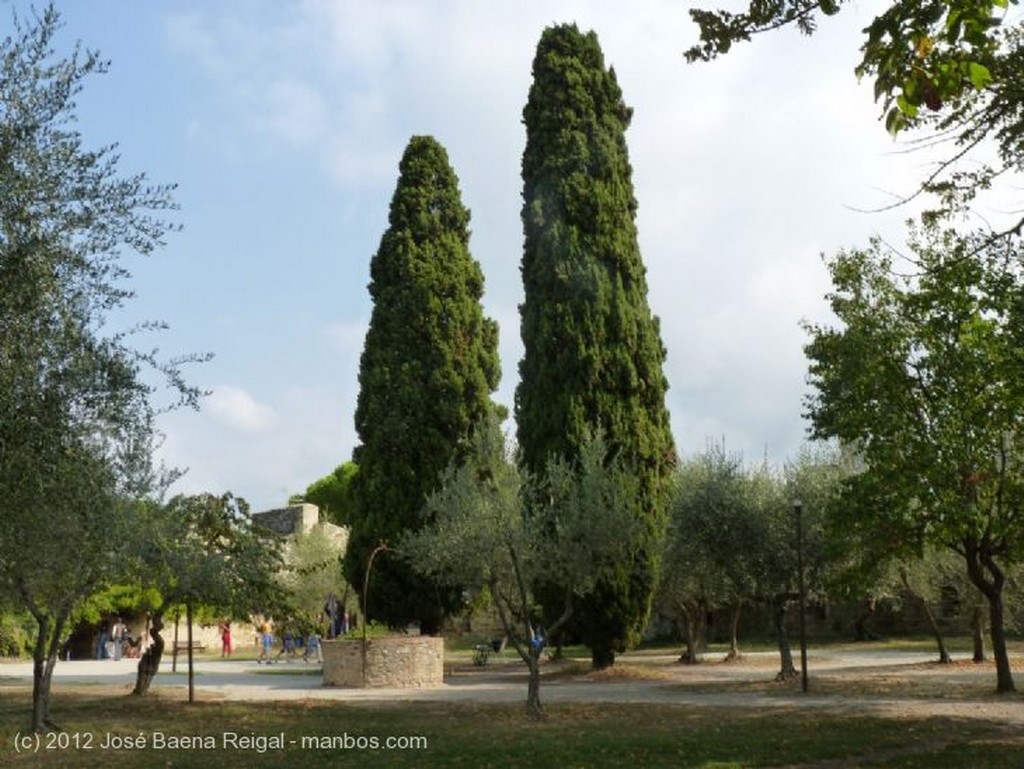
[[346, 135, 501, 633], [516, 24, 676, 667]]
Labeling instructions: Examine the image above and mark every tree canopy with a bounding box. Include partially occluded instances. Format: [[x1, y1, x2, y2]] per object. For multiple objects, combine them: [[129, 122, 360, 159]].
[[292, 461, 358, 526], [803, 221, 1024, 692]]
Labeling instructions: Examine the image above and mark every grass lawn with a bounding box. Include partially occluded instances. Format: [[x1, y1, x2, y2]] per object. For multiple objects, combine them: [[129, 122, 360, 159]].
[[1, 686, 1021, 768]]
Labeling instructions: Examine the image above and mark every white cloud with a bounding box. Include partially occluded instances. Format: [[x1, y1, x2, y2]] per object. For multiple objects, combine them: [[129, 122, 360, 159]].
[[205, 385, 277, 433], [259, 78, 330, 147]]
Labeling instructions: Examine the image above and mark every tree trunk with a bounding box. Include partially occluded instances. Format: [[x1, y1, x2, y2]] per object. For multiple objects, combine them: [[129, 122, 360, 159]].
[[723, 599, 742, 662], [899, 566, 950, 664], [853, 597, 880, 641], [921, 598, 951, 664], [986, 584, 1015, 693], [963, 539, 1015, 693], [675, 600, 702, 664], [971, 603, 986, 662], [133, 612, 165, 696], [591, 644, 615, 670], [526, 650, 543, 719], [171, 607, 180, 673], [774, 600, 796, 681], [29, 612, 64, 733]]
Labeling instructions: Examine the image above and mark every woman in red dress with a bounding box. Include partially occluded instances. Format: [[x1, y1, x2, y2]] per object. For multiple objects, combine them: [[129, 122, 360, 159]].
[[219, 619, 232, 657]]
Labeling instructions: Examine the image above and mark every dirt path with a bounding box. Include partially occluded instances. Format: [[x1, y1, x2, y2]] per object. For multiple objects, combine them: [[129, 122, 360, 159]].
[[3, 648, 1022, 728]]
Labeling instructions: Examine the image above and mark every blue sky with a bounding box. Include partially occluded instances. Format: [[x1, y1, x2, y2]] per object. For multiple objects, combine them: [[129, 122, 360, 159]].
[[20, 0, 960, 511]]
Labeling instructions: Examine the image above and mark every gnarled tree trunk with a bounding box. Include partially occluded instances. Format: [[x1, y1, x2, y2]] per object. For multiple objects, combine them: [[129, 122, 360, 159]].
[[132, 613, 165, 696], [773, 599, 796, 681], [723, 599, 743, 662], [675, 598, 707, 664], [963, 538, 1015, 693], [28, 612, 65, 733]]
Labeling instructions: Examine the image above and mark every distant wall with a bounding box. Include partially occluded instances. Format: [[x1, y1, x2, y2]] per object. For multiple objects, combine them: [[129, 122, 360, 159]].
[[322, 637, 443, 688], [253, 504, 321, 535]]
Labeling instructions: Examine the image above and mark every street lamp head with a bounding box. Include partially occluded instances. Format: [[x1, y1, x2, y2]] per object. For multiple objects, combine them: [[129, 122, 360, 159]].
[[792, 498, 802, 511]]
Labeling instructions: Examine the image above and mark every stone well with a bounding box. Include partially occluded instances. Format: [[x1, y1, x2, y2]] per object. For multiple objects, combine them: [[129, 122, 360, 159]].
[[321, 636, 443, 688]]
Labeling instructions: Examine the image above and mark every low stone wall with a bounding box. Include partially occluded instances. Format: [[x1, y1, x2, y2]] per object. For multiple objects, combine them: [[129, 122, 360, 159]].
[[322, 637, 443, 688]]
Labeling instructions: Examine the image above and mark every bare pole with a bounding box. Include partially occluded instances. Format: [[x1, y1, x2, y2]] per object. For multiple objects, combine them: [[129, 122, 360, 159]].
[[794, 499, 808, 693]]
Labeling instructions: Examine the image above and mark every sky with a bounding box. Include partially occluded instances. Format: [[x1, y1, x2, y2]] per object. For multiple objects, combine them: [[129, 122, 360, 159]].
[[15, 0, 993, 512]]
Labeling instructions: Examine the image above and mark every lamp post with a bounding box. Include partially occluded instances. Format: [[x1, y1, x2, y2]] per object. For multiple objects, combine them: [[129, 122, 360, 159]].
[[794, 499, 808, 693]]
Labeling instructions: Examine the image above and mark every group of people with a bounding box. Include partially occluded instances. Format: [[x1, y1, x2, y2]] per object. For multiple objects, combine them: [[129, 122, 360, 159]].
[[93, 600, 351, 664], [94, 616, 139, 660], [255, 620, 323, 664]]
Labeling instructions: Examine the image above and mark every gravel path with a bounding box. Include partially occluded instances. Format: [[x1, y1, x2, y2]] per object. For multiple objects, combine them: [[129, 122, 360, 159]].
[[2, 649, 1021, 727]]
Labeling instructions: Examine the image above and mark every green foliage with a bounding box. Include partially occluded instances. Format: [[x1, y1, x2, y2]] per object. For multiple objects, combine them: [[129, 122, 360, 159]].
[[516, 23, 675, 668], [0, 612, 32, 657], [657, 445, 846, 655], [140, 492, 287, 621], [804, 221, 1024, 691], [291, 462, 358, 525], [346, 135, 501, 633], [277, 523, 348, 622], [0, 4, 202, 731], [659, 448, 773, 628], [686, 0, 1024, 226], [402, 413, 645, 714], [685, 0, 1007, 129]]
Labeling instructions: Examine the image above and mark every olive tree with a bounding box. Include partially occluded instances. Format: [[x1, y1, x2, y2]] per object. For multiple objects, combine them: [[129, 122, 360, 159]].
[[0, 5, 200, 731], [402, 414, 642, 718]]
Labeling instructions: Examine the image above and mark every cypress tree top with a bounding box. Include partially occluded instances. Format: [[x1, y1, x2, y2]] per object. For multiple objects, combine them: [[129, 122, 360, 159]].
[[517, 23, 674, 480]]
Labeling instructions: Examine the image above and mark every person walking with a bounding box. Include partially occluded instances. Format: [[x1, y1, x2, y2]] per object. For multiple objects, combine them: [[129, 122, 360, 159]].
[[219, 619, 233, 657], [257, 623, 273, 665], [111, 617, 126, 661], [96, 618, 110, 660], [304, 628, 322, 664]]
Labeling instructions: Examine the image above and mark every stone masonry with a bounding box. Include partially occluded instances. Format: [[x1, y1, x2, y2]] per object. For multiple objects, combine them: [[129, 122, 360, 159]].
[[321, 636, 443, 688]]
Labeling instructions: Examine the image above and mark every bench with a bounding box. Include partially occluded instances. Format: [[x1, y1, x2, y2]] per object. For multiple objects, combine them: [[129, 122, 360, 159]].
[[172, 640, 207, 654], [472, 639, 503, 666]]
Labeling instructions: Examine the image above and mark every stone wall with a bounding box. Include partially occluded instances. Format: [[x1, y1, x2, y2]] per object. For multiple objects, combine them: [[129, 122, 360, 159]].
[[253, 503, 321, 535], [321, 637, 443, 688]]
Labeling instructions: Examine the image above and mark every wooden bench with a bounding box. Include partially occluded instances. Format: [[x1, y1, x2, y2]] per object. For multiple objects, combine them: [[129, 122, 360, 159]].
[[172, 640, 207, 654]]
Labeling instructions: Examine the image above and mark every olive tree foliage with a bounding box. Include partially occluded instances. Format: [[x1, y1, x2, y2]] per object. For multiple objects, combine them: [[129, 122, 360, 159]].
[[402, 414, 643, 719], [656, 446, 771, 663], [686, 0, 1024, 229], [657, 444, 854, 679], [277, 522, 349, 628], [0, 6, 202, 732], [804, 221, 1024, 693], [131, 492, 285, 697]]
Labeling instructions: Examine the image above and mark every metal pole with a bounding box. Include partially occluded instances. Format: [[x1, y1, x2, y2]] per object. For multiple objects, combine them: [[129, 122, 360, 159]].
[[362, 540, 388, 681], [795, 499, 808, 693]]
